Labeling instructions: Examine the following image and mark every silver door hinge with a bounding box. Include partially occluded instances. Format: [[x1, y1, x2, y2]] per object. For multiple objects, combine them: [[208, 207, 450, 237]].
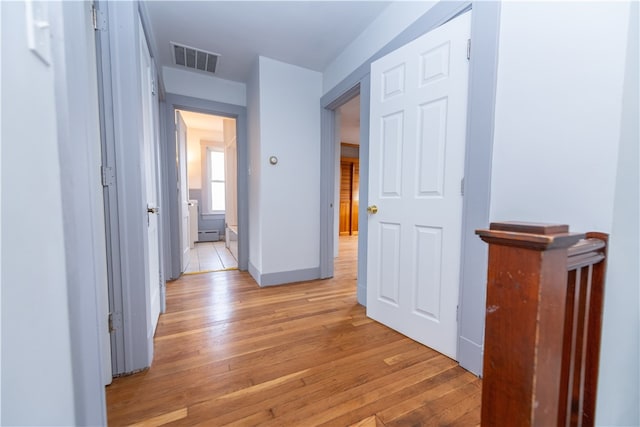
[[467, 39, 471, 60], [108, 312, 114, 333], [460, 177, 465, 196], [91, 4, 97, 29], [151, 79, 157, 96], [91, 4, 106, 31], [101, 166, 115, 187]]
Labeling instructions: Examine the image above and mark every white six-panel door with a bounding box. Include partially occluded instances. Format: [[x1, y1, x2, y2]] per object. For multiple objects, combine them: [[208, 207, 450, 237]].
[[138, 18, 161, 336], [366, 12, 471, 359], [176, 111, 191, 272]]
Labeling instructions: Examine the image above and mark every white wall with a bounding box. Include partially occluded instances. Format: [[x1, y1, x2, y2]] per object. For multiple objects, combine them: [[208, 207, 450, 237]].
[[340, 128, 360, 146], [322, 1, 436, 94], [490, 2, 638, 425], [596, 2, 639, 424], [163, 66, 247, 106], [1, 1, 76, 424], [247, 56, 322, 281], [186, 127, 223, 189], [491, 2, 628, 230], [259, 57, 322, 275], [53, 0, 111, 420]]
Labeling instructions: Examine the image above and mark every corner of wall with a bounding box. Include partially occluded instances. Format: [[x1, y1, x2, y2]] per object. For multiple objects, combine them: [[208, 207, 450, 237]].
[[248, 261, 262, 286], [356, 284, 366, 306], [595, 2, 640, 424], [246, 57, 262, 271]]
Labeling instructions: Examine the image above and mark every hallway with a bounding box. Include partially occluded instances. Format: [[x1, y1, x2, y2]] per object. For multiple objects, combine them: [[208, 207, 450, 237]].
[[106, 237, 481, 425]]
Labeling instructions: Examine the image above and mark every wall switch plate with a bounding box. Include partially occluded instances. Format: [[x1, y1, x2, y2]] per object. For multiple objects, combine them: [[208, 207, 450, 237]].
[[25, 0, 51, 66]]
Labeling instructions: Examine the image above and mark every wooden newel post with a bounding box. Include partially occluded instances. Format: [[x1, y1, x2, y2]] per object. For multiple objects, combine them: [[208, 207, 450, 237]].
[[476, 222, 585, 426]]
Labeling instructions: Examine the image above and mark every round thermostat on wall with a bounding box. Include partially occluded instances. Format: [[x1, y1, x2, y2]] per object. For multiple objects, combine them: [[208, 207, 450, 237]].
[[269, 156, 278, 165]]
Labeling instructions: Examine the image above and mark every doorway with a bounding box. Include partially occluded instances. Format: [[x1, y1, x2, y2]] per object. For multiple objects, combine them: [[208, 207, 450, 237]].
[[336, 95, 361, 272], [176, 109, 239, 274]]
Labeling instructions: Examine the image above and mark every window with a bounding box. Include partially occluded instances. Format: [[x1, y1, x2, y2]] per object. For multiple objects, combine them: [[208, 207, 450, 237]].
[[206, 147, 225, 213]]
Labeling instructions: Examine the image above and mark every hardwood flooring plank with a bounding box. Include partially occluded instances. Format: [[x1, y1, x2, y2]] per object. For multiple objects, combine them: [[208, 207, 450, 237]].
[[384, 381, 481, 427], [262, 356, 457, 426], [106, 236, 481, 426], [317, 366, 465, 427], [127, 408, 188, 427], [430, 384, 481, 426], [376, 367, 476, 423], [349, 415, 387, 427], [179, 336, 419, 424]]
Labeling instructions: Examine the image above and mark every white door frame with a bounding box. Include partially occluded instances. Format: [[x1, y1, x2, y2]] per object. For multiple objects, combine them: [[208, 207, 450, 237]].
[[50, 1, 110, 423], [94, 0, 161, 374], [319, 1, 501, 375]]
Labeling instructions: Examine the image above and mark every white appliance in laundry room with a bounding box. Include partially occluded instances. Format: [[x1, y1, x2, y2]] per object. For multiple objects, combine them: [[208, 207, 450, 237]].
[[188, 199, 198, 248]]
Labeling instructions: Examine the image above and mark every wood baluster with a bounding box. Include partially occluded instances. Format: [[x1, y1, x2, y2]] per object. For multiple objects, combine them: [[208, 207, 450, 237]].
[[477, 224, 608, 427], [581, 233, 608, 426], [559, 268, 577, 426], [571, 265, 590, 426], [476, 222, 584, 426]]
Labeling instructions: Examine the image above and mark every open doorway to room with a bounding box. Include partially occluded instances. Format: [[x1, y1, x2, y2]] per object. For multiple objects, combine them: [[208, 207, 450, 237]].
[[176, 109, 238, 273], [335, 95, 360, 272]]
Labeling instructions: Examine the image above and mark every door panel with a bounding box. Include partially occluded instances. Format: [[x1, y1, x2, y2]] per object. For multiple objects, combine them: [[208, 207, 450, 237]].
[[340, 159, 360, 236], [381, 113, 403, 196], [414, 225, 443, 320], [223, 119, 238, 229], [339, 162, 352, 235], [417, 99, 447, 196], [378, 222, 401, 305], [351, 161, 359, 234], [176, 111, 190, 272], [367, 12, 471, 359], [339, 202, 350, 235], [138, 18, 160, 336]]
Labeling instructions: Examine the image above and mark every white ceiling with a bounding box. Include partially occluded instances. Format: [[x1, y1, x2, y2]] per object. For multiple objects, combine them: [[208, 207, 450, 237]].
[[145, 1, 392, 83]]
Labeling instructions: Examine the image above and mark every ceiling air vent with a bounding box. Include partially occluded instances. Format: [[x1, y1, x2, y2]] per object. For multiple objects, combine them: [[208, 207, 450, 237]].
[[171, 42, 219, 74]]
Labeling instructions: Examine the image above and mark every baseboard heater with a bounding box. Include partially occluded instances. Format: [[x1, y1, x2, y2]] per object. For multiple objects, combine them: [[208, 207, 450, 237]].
[[198, 230, 220, 242]]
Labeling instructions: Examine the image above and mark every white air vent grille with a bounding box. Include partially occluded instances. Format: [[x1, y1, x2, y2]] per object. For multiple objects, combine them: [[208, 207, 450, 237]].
[[171, 42, 219, 74]]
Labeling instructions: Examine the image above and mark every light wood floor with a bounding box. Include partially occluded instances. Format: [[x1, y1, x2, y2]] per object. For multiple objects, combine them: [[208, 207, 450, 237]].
[[185, 241, 238, 274], [106, 236, 481, 426]]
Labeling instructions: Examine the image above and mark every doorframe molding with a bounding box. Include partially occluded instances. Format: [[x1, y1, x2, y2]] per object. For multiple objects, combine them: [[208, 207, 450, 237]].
[[51, 1, 109, 423], [95, 0, 154, 374], [161, 94, 249, 278], [456, 1, 501, 376], [319, 0, 500, 375]]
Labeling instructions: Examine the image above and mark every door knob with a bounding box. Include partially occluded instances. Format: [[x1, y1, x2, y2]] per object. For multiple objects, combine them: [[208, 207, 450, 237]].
[[147, 207, 159, 214], [367, 205, 378, 214]]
